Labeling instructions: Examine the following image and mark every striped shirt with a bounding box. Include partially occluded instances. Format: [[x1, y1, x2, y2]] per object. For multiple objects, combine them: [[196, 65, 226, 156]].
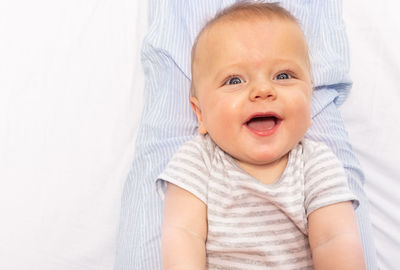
[[157, 135, 358, 270]]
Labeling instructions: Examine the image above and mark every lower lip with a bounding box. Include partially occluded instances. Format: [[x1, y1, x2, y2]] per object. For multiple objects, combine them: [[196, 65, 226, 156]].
[[245, 120, 281, 137]]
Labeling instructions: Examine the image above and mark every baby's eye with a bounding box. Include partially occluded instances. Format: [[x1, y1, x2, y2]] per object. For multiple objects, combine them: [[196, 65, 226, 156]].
[[225, 76, 244, 85], [274, 72, 292, 80]]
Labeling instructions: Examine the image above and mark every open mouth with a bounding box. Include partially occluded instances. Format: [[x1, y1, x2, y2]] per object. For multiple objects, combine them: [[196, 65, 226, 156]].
[[245, 114, 281, 134]]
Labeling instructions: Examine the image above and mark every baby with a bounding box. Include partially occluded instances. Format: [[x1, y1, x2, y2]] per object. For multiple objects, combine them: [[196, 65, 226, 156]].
[[157, 2, 366, 269]]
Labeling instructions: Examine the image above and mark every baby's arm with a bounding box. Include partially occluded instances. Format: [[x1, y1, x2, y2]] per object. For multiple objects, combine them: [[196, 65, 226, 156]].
[[306, 93, 377, 268], [308, 201, 366, 270], [162, 183, 207, 270]]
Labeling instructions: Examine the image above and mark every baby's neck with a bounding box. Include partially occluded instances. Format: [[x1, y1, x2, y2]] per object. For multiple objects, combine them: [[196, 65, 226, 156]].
[[236, 154, 289, 185]]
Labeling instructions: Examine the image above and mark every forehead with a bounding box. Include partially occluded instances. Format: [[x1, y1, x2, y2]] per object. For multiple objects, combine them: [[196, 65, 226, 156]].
[[195, 16, 307, 60]]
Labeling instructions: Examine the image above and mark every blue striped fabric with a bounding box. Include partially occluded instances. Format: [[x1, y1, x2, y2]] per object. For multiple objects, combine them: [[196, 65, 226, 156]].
[[115, 1, 377, 269]]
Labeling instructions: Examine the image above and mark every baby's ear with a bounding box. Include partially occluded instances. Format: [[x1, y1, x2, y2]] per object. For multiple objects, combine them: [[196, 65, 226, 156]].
[[190, 97, 207, 134]]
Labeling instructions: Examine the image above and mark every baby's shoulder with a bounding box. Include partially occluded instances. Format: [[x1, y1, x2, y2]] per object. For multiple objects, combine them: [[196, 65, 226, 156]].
[[181, 134, 218, 155], [175, 134, 220, 168], [298, 138, 335, 161]]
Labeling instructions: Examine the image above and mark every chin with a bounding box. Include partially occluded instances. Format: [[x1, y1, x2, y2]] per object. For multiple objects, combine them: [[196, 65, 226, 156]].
[[250, 153, 283, 165]]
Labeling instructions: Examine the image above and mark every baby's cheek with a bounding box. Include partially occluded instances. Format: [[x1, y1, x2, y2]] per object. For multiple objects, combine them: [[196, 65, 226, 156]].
[[219, 102, 240, 123], [292, 94, 311, 113]]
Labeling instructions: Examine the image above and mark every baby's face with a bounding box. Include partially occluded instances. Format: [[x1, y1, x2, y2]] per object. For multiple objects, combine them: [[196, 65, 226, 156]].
[[191, 17, 312, 168]]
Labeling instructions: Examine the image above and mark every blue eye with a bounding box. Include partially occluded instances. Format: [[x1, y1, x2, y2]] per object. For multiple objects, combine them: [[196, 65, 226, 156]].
[[225, 76, 243, 85], [275, 73, 292, 80]]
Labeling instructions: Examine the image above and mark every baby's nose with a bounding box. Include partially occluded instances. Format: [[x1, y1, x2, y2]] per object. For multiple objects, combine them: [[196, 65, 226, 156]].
[[249, 83, 277, 101]]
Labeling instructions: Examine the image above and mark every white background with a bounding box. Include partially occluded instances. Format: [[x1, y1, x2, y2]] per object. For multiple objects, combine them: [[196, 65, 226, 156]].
[[342, 1, 400, 269], [0, 0, 147, 269]]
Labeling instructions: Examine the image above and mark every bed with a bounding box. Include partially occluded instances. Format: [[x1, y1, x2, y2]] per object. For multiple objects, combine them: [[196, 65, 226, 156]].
[[0, 0, 398, 269], [0, 0, 147, 269], [341, 1, 400, 269]]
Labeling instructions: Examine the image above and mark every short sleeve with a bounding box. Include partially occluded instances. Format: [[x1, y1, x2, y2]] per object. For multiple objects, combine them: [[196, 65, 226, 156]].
[[156, 135, 212, 204], [303, 140, 359, 217]]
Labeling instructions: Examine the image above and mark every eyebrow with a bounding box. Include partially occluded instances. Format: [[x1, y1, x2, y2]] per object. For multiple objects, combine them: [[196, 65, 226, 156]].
[[211, 62, 246, 83], [212, 58, 308, 79], [272, 58, 309, 69]]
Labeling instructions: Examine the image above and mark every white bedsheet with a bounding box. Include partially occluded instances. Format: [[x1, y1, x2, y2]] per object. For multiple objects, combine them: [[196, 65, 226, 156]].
[[0, 1, 146, 269], [342, 1, 400, 269], [0, 0, 398, 269]]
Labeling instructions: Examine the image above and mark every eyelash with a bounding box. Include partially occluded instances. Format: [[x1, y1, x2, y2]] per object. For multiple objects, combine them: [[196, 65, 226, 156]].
[[223, 75, 244, 86], [274, 71, 295, 80], [222, 71, 296, 86]]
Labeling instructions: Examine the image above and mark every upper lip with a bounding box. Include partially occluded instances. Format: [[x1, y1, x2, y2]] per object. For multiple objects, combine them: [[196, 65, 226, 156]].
[[244, 112, 283, 124]]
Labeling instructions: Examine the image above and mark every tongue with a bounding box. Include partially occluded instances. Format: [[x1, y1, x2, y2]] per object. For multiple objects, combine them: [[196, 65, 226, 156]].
[[247, 117, 276, 131]]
